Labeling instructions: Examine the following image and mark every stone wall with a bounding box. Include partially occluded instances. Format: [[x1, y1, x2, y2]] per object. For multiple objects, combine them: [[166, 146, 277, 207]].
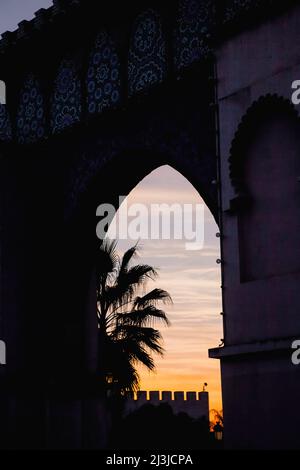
[[124, 391, 209, 421]]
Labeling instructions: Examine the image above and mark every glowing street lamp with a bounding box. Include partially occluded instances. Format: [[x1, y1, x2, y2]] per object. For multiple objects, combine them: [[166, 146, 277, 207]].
[[214, 422, 223, 441]]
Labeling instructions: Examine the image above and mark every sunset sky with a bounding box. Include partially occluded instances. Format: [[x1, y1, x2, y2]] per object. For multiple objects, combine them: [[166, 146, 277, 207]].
[[108, 166, 223, 411], [1, 0, 223, 412]]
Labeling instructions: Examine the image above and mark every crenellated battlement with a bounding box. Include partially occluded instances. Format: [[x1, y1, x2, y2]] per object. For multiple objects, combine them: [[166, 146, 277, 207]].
[[124, 391, 209, 421], [127, 390, 208, 401]]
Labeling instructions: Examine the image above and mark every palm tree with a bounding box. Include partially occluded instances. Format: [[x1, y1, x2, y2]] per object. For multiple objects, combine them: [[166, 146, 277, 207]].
[[96, 240, 172, 394]]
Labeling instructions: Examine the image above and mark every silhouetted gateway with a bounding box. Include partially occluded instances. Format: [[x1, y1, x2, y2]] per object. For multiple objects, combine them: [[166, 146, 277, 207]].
[[0, 0, 299, 450]]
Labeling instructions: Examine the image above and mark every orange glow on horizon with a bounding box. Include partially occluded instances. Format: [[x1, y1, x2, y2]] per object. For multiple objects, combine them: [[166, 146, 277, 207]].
[[137, 370, 222, 412]]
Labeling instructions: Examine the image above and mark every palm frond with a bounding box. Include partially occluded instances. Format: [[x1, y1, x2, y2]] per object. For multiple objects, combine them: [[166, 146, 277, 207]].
[[117, 336, 156, 371], [133, 289, 173, 309], [137, 327, 165, 356], [120, 264, 158, 287], [102, 337, 140, 392], [96, 239, 119, 283], [113, 325, 165, 356], [119, 244, 139, 275], [107, 265, 159, 313], [117, 306, 171, 327]]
